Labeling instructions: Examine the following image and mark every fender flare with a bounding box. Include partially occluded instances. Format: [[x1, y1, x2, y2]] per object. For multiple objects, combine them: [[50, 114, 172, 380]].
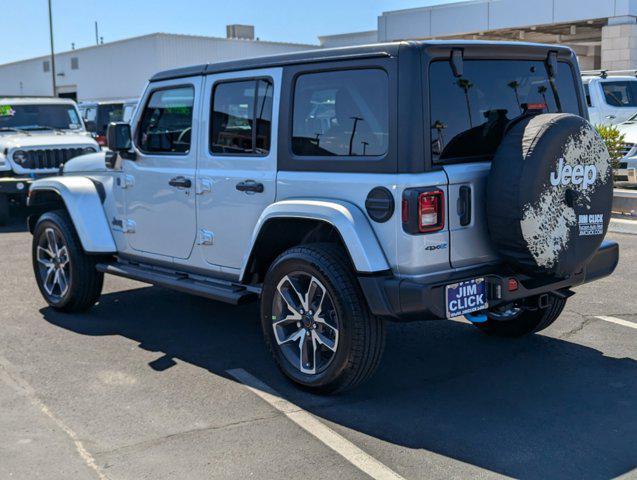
[[241, 199, 390, 276], [28, 176, 117, 253]]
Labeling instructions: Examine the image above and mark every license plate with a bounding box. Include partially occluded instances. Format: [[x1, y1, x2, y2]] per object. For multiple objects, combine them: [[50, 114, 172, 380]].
[[445, 278, 488, 319]]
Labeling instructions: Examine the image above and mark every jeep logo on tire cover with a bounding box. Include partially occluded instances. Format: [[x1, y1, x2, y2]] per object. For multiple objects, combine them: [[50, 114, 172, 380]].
[[550, 158, 597, 189]]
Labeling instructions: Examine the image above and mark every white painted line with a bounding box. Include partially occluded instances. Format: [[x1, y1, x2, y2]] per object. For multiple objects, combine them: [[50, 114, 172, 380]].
[[609, 218, 637, 235], [227, 368, 406, 480], [0, 355, 108, 480], [595, 316, 637, 330]]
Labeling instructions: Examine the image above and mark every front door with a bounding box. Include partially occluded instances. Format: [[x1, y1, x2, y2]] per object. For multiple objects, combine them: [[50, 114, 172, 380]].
[[123, 79, 201, 259], [196, 69, 280, 271]]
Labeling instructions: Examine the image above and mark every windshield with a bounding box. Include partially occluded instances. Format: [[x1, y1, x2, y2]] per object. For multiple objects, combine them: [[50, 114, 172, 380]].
[[429, 60, 581, 162], [0, 103, 82, 131]]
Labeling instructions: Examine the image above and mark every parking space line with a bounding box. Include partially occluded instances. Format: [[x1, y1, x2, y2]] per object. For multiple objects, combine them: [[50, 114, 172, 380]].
[[595, 316, 637, 330], [227, 368, 406, 480]]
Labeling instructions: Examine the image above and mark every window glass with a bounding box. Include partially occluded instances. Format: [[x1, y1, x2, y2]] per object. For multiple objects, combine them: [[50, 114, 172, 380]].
[[123, 104, 136, 123], [210, 79, 273, 155], [292, 69, 389, 157], [429, 60, 581, 162], [583, 83, 592, 107], [96, 104, 124, 135], [602, 81, 637, 107], [138, 87, 194, 154]]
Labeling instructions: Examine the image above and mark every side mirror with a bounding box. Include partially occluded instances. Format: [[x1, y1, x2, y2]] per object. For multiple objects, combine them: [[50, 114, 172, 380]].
[[106, 122, 136, 160]]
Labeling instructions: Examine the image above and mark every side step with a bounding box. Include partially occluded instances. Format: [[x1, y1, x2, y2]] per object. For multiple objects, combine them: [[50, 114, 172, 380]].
[[96, 262, 258, 305]]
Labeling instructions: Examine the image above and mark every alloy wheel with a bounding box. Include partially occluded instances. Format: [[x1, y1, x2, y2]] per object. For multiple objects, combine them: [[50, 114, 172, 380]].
[[272, 273, 339, 375], [36, 227, 70, 299]]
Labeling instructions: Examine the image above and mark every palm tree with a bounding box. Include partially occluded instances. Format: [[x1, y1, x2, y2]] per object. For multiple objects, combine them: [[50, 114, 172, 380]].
[[456, 78, 474, 127], [508, 80, 522, 113]]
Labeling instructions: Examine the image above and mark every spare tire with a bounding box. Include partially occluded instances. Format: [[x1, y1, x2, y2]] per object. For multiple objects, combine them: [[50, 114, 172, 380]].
[[487, 113, 613, 278]]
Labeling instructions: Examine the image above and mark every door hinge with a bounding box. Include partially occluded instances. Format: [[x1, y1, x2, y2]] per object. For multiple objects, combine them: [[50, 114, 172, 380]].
[[196, 178, 212, 195], [117, 174, 135, 189], [197, 229, 214, 245], [123, 219, 136, 234]]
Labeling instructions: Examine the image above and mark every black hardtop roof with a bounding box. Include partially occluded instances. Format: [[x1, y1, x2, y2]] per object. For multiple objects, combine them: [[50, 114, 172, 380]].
[[149, 40, 575, 82]]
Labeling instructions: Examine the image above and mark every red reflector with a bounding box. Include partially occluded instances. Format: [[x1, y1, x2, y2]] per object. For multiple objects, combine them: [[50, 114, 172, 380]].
[[418, 190, 444, 233], [96, 135, 107, 146], [401, 199, 409, 224], [508, 278, 519, 292], [527, 103, 547, 111]]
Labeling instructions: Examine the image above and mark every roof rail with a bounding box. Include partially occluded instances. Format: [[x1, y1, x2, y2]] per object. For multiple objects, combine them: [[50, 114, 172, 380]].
[[581, 69, 637, 79]]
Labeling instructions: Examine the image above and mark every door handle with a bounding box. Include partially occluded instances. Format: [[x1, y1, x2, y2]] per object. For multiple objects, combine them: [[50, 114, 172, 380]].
[[169, 176, 192, 189], [236, 180, 264, 193]]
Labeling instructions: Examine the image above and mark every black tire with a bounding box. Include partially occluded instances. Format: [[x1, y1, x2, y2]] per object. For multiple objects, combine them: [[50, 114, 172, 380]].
[[32, 210, 104, 312], [474, 295, 566, 338], [0, 194, 9, 226], [261, 243, 385, 394]]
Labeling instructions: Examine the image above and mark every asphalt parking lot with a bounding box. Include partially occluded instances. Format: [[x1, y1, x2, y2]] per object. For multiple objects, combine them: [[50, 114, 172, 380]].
[[0, 209, 635, 480]]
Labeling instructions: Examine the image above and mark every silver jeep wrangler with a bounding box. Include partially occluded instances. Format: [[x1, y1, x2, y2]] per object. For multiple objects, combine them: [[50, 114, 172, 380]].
[[28, 42, 619, 393]]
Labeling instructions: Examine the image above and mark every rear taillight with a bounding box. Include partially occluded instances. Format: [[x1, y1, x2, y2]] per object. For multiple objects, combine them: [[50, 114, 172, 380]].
[[402, 188, 445, 234], [96, 135, 107, 146]]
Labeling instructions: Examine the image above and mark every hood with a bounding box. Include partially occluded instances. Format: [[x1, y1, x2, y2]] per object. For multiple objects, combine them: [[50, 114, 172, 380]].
[[63, 151, 108, 173], [0, 131, 98, 150], [616, 122, 637, 144]]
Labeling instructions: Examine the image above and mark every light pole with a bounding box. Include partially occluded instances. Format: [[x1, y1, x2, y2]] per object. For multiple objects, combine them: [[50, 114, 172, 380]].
[[48, 0, 57, 96]]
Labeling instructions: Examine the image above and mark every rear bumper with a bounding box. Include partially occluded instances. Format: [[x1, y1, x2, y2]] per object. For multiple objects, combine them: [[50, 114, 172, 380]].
[[615, 167, 637, 185], [359, 240, 619, 321], [0, 177, 32, 195]]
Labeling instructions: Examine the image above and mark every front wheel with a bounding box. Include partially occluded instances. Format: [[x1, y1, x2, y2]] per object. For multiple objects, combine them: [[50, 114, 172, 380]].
[[473, 295, 567, 338], [32, 210, 104, 312], [261, 244, 385, 394]]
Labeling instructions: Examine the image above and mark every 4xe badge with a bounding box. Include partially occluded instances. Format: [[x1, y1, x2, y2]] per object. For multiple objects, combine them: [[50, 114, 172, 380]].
[[550, 158, 597, 189], [425, 242, 447, 252]]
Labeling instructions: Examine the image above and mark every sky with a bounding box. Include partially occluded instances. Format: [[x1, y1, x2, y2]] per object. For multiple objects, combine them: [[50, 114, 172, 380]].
[[0, 0, 462, 65]]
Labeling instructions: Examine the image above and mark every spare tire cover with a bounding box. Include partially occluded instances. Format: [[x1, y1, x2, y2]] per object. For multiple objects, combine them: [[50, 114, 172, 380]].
[[487, 113, 612, 277]]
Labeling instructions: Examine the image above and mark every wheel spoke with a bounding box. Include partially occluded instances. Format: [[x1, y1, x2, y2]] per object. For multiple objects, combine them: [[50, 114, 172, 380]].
[[306, 276, 326, 317], [43, 268, 56, 295], [277, 276, 306, 315], [36, 246, 55, 268], [274, 325, 304, 346], [57, 246, 69, 267], [45, 228, 59, 256], [54, 269, 69, 296], [312, 329, 337, 352], [299, 333, 316, 374]]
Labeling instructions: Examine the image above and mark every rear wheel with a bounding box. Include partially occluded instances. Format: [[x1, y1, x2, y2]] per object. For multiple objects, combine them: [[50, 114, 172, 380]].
[[261, 243, 385, 394], [32, 210, 104, 312], [0, 194, 9, 226], [473, 295, 566, 338]]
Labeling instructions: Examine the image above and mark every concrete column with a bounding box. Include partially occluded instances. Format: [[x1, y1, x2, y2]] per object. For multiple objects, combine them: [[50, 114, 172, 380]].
[[601, 17, 637, 70]]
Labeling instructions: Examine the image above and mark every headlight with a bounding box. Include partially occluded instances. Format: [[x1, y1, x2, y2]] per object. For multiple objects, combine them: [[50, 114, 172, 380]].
[[82, 147, 98, 154], [12, 150, 27, 165]]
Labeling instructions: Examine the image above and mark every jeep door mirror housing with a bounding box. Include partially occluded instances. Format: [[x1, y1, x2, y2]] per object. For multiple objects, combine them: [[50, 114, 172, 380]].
[[106, 122, 136, 160]]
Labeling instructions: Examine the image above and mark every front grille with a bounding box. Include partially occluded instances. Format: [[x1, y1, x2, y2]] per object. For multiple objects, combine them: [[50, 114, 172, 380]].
[[619, 143, 636, 158], [18, 148, 85, 170]]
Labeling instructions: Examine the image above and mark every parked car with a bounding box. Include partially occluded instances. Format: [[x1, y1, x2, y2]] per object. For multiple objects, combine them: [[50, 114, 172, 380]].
[[582, 71, 637, 125], [0, 97, 99, 225], [613, 114, 637, 185], [27, 42, 618, 393], [78, 99, 138, 147]]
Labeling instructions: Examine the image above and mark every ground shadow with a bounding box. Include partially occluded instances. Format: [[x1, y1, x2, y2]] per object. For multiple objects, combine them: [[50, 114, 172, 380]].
[[0, 205, 29, 234], [42, 285, 637, 479]]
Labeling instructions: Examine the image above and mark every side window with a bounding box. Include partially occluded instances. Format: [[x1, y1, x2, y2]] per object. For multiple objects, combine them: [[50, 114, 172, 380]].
[[138, 86, 194, 154], [602, 81, 637, 107], [210, 79, 273, 155], [292, 69, 389, 157]]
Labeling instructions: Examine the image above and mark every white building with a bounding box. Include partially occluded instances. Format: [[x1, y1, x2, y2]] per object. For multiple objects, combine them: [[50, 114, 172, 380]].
[[0, 28, 317, 102], [320, 0, 637, 72]]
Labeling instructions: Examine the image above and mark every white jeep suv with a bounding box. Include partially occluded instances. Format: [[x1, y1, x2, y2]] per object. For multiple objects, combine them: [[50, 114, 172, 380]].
[[0, 97, 99, 224]]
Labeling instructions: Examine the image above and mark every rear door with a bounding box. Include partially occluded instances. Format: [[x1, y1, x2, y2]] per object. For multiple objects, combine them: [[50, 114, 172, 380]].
[[196, 68, 279, 270], [428, 57, 582, 268]]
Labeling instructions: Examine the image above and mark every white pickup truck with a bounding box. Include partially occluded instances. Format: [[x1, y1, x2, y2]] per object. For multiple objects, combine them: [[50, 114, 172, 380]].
[[582, 71, 637, 126]]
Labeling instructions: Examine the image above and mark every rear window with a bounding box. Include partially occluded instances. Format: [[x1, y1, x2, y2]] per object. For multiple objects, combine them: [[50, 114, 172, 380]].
[[429, 60, 581, 162], [601, 81, 637, 107]]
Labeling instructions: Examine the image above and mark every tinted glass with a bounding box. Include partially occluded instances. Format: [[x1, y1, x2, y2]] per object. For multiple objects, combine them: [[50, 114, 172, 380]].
[[583, 83, 592, 107], [602, 81, 637, 107], [429, 61, 581, 162], [292, 69, 388, 157], [96, 104, 124, 135], [138, 87, 194, 154], [0, 104, 82, 130], [210, 79, 273, 155]]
